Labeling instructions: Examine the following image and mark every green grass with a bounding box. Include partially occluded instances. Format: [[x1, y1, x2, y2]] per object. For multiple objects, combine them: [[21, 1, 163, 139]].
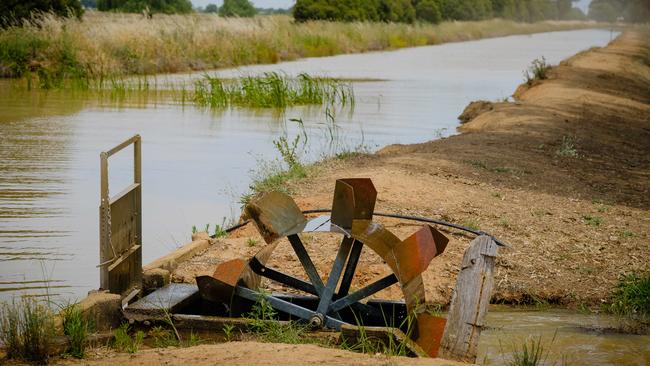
[[247, 238, 258, 247], [193, 72, 354, 109], [606, 272, 650, 320], [0, 297, 56, 363], [113, 323, 145, 353], [60, 303, 91, 358], [582, 215, 603, 227]]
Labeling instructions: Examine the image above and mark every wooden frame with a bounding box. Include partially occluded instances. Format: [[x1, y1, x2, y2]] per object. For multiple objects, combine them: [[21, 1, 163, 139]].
[[99, 135, 142, 298]]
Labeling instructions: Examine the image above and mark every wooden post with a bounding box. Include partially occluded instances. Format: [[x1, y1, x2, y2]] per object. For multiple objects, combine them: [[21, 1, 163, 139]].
[[440, 235, 498, 363]]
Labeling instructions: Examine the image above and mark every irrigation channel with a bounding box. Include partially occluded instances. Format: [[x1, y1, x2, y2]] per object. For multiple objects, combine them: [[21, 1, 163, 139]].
[[3, 28, 647, 365]]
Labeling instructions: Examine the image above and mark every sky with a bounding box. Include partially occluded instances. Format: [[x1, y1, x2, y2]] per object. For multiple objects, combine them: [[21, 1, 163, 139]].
[[190, 0, 592, 13]]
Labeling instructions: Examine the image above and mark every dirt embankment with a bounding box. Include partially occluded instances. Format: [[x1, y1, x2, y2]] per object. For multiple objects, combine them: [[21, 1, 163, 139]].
[[174, 30, 650, 309]]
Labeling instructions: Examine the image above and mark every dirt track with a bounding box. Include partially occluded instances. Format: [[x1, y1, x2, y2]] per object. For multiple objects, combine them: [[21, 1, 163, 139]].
[[175, 29, 650, 308]]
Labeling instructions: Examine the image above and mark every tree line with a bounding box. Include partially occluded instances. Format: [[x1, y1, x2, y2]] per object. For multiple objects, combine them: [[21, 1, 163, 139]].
[[294, 0, 591, 23]]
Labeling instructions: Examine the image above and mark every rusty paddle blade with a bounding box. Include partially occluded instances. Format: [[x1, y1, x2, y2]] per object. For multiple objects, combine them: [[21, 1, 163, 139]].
[[244, 191, 307, 244], [331, 178, 377, 230]]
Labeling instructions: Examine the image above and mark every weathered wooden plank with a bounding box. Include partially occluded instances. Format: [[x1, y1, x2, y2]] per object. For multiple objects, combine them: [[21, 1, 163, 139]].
[[440, 235, 498, 363]]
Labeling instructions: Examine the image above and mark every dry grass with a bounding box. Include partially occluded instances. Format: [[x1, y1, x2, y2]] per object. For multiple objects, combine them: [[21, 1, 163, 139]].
[[0, 11, 607, 80]]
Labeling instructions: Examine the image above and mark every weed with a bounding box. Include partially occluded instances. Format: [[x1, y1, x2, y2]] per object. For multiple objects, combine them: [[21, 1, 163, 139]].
[[582, 215, 602, 227], [501, 333, 555, 366], [621, 230, 635, 238], [192, 225, 197, 234], [60, 303, 90, 358], [247, 238, 258, 247], [222, 324, 235, 341], [213, 217, 229, 238], [524, 56, 551, 84], [245, 290, 321, 345], [467, 160, 489, 170], [606, 272, 650, 320], [113, 323, 144, 353], [188, 331, 203, 346], [556, 136, 578, 158], [149, 326, 178, 348], [0, 297, 56, 363]]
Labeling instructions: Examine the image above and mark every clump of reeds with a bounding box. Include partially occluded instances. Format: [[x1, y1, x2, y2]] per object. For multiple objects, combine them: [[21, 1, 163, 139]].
[[193, 72, 354, 109], [607, 272, 650, 320], [0, 297, 56, 363], [60, 302, 91, 358]]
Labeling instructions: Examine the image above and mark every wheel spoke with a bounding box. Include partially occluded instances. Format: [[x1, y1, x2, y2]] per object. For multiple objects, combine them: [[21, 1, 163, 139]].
[[329, 273, 398, 313], [337, 239, 363, 296], [287, 234, 325, 295], [249, 257, 318, 296], [316, 236, 353, 315], [236, 286, 344, 330]]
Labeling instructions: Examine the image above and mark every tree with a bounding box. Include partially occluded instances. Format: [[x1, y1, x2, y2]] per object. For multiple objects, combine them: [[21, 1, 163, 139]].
[[219, 0, 257, 17], [204, 3, 218, 13], [415, 0, 442, 23], [0, 0, 83, 27]]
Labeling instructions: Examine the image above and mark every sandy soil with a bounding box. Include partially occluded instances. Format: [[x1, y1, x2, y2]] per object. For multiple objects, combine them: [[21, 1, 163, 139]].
[[51, 342, 469, 366], [175, 29, 649, 308]]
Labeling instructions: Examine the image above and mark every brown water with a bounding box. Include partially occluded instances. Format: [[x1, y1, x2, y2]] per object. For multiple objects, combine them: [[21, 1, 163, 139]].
[[479, 308, 650, 365], [0, 30, 617, 298]]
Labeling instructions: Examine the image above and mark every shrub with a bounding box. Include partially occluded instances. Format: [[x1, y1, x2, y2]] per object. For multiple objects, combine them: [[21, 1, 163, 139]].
[[97, 0, 193, 14], [60, 303, 91, 358]]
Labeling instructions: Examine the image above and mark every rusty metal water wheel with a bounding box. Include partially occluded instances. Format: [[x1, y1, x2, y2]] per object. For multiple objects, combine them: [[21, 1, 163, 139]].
[[196, 178, 450, 357]]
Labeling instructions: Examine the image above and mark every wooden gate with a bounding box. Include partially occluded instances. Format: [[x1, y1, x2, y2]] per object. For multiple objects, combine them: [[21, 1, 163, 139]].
[[99, 135, 142, 300]]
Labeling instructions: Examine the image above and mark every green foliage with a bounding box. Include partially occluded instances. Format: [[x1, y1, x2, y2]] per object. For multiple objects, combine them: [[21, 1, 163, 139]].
[[97, 0, 192, 14], [0, 0, 83, 28], [113, 323, 145, 353], [81, 0, 98, 8], [415, 0, 442, 23], [524, 56, 550, 84], [607, 273, 650, 319], [204, 3, 218, 13], [219, 0, 257, 17], [61, 303, 90, 358], [0, 298, 56, 363]]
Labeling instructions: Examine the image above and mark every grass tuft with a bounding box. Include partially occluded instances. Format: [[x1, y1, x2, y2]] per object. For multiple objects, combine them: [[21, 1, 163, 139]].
[[556, 136, 578, 157], [524, 56, 551, 85], [113, 323, 144, 353], [606, 272, 650, 320], [60, 303, 90, 358], [0, 297, 56, 363]]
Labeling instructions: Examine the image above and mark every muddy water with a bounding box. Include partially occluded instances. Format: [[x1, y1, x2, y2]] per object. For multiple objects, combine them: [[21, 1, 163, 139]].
[[0, 30, 617, 301], [479, 309, 650, 365]]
